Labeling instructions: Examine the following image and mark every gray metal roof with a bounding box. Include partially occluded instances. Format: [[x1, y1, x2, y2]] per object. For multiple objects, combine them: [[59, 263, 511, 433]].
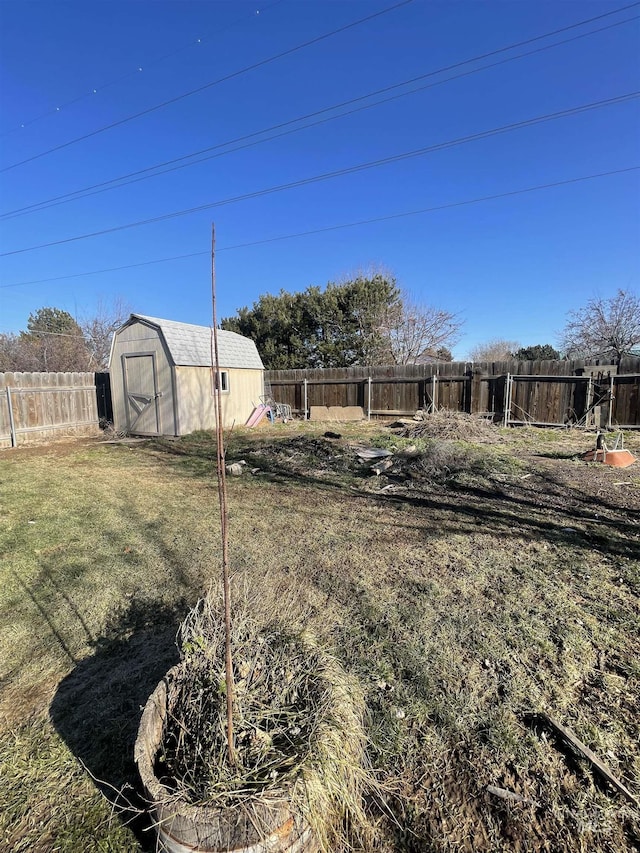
[[128, 314, 263, 369]]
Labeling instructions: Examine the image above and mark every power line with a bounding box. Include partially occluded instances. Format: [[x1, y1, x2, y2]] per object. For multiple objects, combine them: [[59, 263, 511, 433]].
[[4, 12, 638, 221], [14, 330, 85, 339], [0, 1, 285, 137], [1, 166, 637, 290], [0, 253, 208, 288], [0, 0, 415, 174], [0, 251, 209, 288], [1, 91, 637, 258]]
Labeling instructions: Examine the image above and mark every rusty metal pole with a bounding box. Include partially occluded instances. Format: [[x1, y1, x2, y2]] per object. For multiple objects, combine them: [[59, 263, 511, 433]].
[[210, 223, 236, 766]]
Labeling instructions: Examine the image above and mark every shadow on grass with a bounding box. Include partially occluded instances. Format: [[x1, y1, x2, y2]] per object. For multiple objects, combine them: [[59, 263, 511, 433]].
[[147, 432, 640, 567], [49, 598, 186, 851], [533, 450, 582, 460]]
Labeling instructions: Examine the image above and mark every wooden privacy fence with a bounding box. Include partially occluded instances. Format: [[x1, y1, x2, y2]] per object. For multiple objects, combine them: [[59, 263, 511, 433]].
[[267, 358, 640, 429], [0, 372, 100, 449]]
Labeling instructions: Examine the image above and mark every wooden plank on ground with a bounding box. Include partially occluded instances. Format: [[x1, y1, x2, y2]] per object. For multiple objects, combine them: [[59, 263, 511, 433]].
[[534, 712, 639, 808]]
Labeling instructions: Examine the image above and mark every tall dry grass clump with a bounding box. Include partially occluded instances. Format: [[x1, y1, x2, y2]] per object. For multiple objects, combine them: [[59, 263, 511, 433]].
[[155, 590, 379, 852]]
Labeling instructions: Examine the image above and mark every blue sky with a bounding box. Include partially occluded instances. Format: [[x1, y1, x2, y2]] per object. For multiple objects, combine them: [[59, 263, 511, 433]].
[[0, 0, 638, 359]]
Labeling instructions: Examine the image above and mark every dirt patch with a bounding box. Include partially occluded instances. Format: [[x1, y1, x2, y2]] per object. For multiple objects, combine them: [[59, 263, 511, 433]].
[[238, 435, 365, 479], [0, 436, 105, 460]]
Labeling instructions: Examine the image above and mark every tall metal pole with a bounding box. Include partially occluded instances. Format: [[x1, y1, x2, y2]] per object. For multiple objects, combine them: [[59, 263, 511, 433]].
[[210, 223, 235, 766], [367, 377, 372, 421]]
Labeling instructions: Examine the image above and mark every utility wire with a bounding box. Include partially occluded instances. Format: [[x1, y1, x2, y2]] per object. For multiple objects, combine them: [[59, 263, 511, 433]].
[[0, 0, 415, 173], [0, 1, 285, 137], [4, 12, 637, 221], [1, 166, 637, 289], [1, 91, 637, 258], [13, 330, 86, 338], [0, 253, 208, 287]]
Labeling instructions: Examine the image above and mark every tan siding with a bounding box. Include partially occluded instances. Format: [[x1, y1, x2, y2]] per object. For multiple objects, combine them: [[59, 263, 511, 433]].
[[111, 319, 263, 435], [110, 321, 176, 435], [176, 367, 263, 432]]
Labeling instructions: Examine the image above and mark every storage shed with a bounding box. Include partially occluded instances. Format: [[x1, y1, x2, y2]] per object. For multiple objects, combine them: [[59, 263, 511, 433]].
[[109, 314, 264, 435]]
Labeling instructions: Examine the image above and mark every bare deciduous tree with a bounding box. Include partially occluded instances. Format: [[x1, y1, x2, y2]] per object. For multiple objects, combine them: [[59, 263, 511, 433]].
[[0, 333, 41, 371], [81, 297, 132, 369], [376, 293, 462, 365], [0, 299, 132, 373], [560, 289, 640, 364], [468, 339, 520, 362]]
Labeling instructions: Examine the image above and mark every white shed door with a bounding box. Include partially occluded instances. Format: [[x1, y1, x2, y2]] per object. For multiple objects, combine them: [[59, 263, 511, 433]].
[[123, 354, 160, 435]]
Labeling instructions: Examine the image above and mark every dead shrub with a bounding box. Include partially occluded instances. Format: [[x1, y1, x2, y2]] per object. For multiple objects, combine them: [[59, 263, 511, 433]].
[[155, 589, 382, 852]]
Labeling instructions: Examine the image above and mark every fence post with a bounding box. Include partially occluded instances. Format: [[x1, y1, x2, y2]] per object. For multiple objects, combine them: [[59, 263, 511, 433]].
[[470, 365, 481, 414], [431, 375, 437, 413], [503, 373, 511, 428], [303, 379, 308, 420], [608, 375, 615, 429], [367, 377, 372, 421], [6, 387, 17, 448]]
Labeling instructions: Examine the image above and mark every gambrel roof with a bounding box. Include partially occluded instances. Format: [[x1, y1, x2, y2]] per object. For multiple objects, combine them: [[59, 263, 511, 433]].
[[125, 314, 263, 369]]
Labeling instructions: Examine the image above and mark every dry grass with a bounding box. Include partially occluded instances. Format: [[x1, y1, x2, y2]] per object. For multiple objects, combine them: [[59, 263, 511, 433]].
[[155, 589, 378, 851], [1, 425, 639, 851], [0, 719, 139, 853]]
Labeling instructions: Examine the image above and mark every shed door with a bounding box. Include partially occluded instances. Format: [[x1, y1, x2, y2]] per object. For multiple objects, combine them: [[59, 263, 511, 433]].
[[122, 354, 160, 435]]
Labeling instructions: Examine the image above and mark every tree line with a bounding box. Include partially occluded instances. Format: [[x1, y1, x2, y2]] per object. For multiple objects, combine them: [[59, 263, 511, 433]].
[[468, 290, 640, 364], [221, 273, 462, 369], [222, 278, 639, 368], [0, 301, 130, 373], [1, 280, 637, 373]]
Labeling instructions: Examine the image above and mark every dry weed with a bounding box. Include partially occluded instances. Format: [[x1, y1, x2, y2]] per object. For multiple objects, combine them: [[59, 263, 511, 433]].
[[156, 587, 380, 852], [404, 410, 503, 443]]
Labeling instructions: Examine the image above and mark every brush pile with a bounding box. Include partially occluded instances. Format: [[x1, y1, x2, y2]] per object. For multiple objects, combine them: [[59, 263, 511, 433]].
[[403, 410, 502, 443], [154, 596, 377, 851]]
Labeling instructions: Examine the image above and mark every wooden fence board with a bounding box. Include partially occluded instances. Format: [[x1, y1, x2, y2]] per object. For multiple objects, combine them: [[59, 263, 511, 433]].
[[614, 375, 640, 426], [267, 358, 640, 425], [0, 372, 100, 449]]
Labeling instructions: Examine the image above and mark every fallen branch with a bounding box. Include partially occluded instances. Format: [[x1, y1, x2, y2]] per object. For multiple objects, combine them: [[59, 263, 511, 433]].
[[530, 712, 639, 808], [486, 785, 538, 807]]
